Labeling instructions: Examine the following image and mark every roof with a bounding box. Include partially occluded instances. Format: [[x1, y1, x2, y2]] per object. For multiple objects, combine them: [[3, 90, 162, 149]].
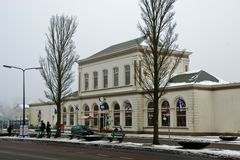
[[87, 37, 145, 60], [79, 37, 192, 65], [66, 91, 79, 98], [16, 104, 30, 109], [169, 70, 228, 86]]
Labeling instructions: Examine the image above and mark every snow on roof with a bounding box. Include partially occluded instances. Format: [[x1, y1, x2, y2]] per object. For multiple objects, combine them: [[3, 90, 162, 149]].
[[168, 70, 228, 87], [17, 104, 30, 109]]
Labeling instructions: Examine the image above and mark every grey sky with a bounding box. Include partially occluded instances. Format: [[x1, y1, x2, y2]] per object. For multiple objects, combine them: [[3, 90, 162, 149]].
[[0, 0, 240, 107]]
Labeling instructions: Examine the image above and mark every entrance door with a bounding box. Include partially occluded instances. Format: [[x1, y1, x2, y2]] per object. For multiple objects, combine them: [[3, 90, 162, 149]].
[[99, 113, 109, 131], [100, 115, 104, 131]]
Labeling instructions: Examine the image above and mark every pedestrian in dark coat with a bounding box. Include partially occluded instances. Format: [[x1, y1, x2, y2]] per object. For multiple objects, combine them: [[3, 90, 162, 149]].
[[46, 121, 51, 138], [7, 125, 13, 136], [40, 120, 46, 137]]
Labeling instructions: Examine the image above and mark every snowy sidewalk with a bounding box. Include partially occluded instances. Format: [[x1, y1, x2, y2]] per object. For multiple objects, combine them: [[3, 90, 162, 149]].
[[1, 135, 240, 159]]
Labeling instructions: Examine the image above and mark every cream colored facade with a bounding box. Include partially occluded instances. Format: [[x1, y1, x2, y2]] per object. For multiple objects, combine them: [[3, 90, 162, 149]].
[[29, 38, 240, 135]]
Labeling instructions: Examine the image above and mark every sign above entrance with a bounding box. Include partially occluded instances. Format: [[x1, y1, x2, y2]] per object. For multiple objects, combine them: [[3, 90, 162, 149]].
[[100, 102, 109, 110]]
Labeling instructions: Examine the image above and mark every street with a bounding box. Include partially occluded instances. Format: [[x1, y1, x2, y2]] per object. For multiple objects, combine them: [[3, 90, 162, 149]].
[[0, 139, 222, 160]]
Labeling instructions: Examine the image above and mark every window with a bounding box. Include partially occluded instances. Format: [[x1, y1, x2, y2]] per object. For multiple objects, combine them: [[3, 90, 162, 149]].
[[93, 105, 98, 126], [84, 73, 89, 90], [114, 103, 120, 126], [185, 65, 188, 72], [125, 65, 130, 85], [78, 73, 81, 92], [70, 107, 74, 126], [37, 110, 41, 123], [124, 100, 132, 126], [63, 107, 67, 125], [147, 102, 154, 126], [103, 69, 108, 88], [161, 101, 170, 126], [93, 72, 98, 89], [113, 67, 119, 87], [176, 98, 186, 127], [84, 105, 90, 126]]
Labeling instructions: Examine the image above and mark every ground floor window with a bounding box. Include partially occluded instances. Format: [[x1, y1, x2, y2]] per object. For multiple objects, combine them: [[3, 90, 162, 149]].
[[63, 107, 66, 125], [147, 102, 154, 126], [124, 100, 132, 126], [114, 103, 120, 126], [176, 98, 186, 127], [161, 101, 170, 126], [70, 107, 74, 126], [93, 105, 98, 126], [84, 105, 90, 126]]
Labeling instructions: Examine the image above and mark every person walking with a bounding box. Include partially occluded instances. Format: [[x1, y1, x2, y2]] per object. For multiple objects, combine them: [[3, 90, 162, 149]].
[[39, 120, 46, 138], [7, 125, 13, 136], [46, 121, 51, 138]]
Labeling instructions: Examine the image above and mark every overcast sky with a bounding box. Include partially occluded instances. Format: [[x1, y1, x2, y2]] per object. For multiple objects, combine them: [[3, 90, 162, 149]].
[[1, 0, 240, 107]]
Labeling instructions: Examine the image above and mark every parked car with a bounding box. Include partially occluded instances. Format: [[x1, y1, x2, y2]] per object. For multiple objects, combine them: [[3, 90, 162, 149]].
[[70, 125, 94, 139]]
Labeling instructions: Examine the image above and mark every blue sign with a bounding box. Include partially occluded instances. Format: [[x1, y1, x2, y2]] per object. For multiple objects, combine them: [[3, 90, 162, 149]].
[[177, 99, 185, 111], [100, 102, 109, 110]]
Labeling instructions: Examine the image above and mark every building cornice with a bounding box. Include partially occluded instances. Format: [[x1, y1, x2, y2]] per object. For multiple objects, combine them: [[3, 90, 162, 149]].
[[29, 101, 54, 107], [79, 47, 191, 66], [165, 82, 240, 92], [29, 83, 240, 107]]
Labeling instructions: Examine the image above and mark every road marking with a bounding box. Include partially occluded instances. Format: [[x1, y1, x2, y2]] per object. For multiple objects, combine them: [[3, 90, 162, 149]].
[[96, 154, 109, 157], [0, 150, 58, 160], [120, 157, 133, 160]]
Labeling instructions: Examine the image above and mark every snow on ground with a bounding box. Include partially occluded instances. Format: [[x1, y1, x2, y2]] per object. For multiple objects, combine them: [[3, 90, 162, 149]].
[[1, 134, 240, 159], [126, 134, 240, 143]]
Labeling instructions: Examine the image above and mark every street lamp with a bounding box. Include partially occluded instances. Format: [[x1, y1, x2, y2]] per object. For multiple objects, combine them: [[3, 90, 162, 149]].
[[3, 65, 42, 137]]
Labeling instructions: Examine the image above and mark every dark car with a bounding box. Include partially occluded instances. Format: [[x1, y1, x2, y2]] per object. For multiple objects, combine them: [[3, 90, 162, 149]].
[[70, 125, 94, 139]]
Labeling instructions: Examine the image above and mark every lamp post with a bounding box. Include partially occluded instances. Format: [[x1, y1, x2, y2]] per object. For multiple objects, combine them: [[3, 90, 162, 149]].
[[3, 65, 42, 137]]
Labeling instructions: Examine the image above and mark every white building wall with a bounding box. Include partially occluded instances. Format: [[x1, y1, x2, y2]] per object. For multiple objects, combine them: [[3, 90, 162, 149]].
[[213, 87, 240, 134], [194, 89, 214, 133], [29, 104, 56, 127], [79, 53, 139, 96]]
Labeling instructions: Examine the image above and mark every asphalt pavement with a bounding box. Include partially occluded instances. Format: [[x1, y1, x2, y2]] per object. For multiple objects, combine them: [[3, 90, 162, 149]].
[[123, 136, 240, 151], [1, 132, 240, 160]]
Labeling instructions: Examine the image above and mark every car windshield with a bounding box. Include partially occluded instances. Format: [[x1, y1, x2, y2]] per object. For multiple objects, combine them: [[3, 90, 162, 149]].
[[73, 125, 88, 129], [81, 126, 87, 129]]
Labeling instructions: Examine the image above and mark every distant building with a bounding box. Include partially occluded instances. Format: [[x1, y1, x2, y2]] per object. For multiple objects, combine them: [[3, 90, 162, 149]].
[[29, 37, 240, 135], [12, 104, 29, 121]]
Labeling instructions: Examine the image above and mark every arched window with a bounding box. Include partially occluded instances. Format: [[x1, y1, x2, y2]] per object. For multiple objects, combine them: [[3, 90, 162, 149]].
[[114, 103, 120, 126], [176, 98, 186, 127], [124, 100, 132, 126], [93, 105, 98, 126], [70, 107, 74, 126], [84, 105, 90, 126], [147, 102, 154, 126], [62, 107, 67, 125], [161, 101, 170, 126]]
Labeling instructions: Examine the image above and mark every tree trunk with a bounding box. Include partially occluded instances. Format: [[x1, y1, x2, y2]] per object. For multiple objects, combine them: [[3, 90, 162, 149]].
[[153, 43, 160, 144], [153, 98, 159, 144], [55, 103, 61, 137]]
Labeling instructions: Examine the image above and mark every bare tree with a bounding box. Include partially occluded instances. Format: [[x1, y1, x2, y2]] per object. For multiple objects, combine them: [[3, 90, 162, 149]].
[[39, 14, 78, 137], [137, 0, 184, 144]]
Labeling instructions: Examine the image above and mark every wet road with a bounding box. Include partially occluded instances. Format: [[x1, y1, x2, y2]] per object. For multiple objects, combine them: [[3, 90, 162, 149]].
[[0, 139, 221, 160]]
